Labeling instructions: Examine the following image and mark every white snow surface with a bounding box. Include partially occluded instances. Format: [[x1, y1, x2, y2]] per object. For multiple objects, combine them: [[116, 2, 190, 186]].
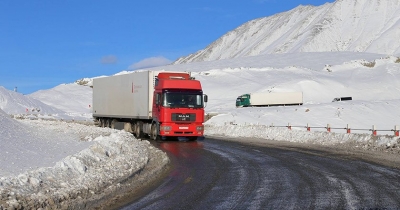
[[0, 108, 168, 208], [1, 51, 400, 208], [174, 0, 400, 64], [0, 86, 63, 116], [29, 83, 93, 120], [0, 109, 93, 177]]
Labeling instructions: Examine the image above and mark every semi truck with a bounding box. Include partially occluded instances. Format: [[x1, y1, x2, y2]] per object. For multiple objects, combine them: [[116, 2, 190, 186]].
[[236, 92, 303, 107], [332, 97, 352, 102], [92, 71, 207, 141]]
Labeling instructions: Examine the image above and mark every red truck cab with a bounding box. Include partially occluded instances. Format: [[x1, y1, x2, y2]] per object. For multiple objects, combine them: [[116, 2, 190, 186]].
[[150, 72, 207, 141]]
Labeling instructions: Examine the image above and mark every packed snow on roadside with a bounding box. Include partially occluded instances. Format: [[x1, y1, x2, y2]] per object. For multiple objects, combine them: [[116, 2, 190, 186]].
[[0, 109, 169, 209]]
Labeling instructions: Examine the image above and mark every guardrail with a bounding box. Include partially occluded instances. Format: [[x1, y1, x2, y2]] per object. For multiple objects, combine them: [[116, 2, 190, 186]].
[[268, 123, 400, 136]]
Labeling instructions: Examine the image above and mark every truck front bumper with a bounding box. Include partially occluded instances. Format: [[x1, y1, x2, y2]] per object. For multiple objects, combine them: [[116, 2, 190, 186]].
[[159, 123, 204, 137]]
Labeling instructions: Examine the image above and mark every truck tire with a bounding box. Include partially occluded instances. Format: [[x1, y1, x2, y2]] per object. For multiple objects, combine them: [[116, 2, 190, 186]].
[[123, 122, 134, 133], [111, 119, 118, 129], [150, 124, 159, 141], [105, 119, 111, 128], [134, 122, 143, 138], [100, 118, 105, 128]]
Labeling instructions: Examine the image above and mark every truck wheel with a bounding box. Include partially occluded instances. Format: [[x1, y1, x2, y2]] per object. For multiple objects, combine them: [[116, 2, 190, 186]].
[[100, 119, 105, 127], [150, 124, 159, 141], [107, 120, 111, 128], [134, 122, 142, 138], [123, 122, 134, 133], [111, 119, 117, 129]]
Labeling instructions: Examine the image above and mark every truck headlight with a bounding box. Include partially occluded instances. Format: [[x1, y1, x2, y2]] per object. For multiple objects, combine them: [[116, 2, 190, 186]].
[[160, 125, 172, 131], [196, 126, 204, 131]]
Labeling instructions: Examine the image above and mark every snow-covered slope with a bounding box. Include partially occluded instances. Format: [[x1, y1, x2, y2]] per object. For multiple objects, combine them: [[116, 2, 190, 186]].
[[29, 83, 93, 119], [174, 0, 400, 64], [0, 86, 64, 115]]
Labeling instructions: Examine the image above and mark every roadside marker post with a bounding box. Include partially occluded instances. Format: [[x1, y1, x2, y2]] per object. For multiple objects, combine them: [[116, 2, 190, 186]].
[[326, 124, 331, 132], [372, 125, 377, 136], [346, 124, 351, 134]]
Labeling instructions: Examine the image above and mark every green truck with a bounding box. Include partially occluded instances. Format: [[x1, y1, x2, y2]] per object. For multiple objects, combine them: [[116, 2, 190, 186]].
[[236, 92, 303, 107]]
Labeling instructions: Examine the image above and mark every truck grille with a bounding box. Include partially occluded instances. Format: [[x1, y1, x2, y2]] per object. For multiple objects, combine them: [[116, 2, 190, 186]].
[[171, 113, 196, 122]]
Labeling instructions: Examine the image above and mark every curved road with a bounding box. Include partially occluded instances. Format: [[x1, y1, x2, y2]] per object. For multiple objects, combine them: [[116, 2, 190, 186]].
[[120, 138, 400, 209]]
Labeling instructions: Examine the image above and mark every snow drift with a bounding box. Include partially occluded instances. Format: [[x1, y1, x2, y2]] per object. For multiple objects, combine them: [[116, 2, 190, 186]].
[[0, 117, 169, 209]]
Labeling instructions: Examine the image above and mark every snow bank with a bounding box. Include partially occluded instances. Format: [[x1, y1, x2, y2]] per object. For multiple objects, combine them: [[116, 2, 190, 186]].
[[0, 119, 169, 209], [205, 124, 400, 152], [0, 110, 96, 177]]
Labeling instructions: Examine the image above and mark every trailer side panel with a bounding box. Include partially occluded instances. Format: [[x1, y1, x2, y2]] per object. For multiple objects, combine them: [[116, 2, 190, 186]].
[[250, 92, 303, 106], [92, 71, 155, 119]]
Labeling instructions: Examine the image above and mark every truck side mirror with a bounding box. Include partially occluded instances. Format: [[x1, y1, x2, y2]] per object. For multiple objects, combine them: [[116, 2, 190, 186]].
[[204, 94, 208, 103]]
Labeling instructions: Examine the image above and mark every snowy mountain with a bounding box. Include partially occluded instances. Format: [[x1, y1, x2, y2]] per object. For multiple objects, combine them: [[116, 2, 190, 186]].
[[29, 83, 93, 119], [0, 86, 63, 115], [174, 0, 400, 64]]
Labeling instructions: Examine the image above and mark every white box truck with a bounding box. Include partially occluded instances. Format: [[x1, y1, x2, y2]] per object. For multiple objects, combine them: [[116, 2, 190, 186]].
[[93, 71, 207, 141], [236, 92, 303, 107]]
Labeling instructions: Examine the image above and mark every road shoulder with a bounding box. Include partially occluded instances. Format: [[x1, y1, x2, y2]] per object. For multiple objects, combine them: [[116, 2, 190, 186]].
[[209, 135, 400, 170]]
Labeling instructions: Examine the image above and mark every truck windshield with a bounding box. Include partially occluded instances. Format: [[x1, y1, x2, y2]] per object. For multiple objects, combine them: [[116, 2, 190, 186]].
[[163, 92, 203, 108]]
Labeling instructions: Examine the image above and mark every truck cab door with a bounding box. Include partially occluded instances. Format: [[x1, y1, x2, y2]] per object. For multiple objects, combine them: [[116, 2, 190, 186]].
[[153, 93, 161, 118]]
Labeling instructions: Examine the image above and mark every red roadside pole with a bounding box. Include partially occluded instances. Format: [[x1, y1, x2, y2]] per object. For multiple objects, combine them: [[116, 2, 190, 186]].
[[346, 124, 351, 134], [372, 125, 377, 136]]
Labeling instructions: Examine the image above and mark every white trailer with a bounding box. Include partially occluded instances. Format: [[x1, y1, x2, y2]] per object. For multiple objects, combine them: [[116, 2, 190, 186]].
[[236, 92, 303, 107], [92, 71, 157, 120]]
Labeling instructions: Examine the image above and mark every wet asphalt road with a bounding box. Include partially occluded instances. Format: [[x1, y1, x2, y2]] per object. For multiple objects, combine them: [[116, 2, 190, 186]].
[[120, 138, 400, 210]]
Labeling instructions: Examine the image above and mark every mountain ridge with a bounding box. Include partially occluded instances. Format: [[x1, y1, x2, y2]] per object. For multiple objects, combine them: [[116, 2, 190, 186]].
[[174, 0, 400, 64]]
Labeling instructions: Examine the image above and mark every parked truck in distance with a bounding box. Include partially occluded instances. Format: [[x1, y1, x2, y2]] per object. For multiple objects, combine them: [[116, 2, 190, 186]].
[[236, 92, 303, 107], [92, 71, 208, 141], [332, 97, 352, 102]]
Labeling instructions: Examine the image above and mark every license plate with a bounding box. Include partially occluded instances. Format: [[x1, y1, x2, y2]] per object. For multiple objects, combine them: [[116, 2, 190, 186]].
[[179, 127, 189, 129]]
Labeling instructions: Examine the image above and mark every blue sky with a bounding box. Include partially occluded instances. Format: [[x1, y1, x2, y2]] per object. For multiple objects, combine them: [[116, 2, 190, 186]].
[[0, 0, 333, 94]]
